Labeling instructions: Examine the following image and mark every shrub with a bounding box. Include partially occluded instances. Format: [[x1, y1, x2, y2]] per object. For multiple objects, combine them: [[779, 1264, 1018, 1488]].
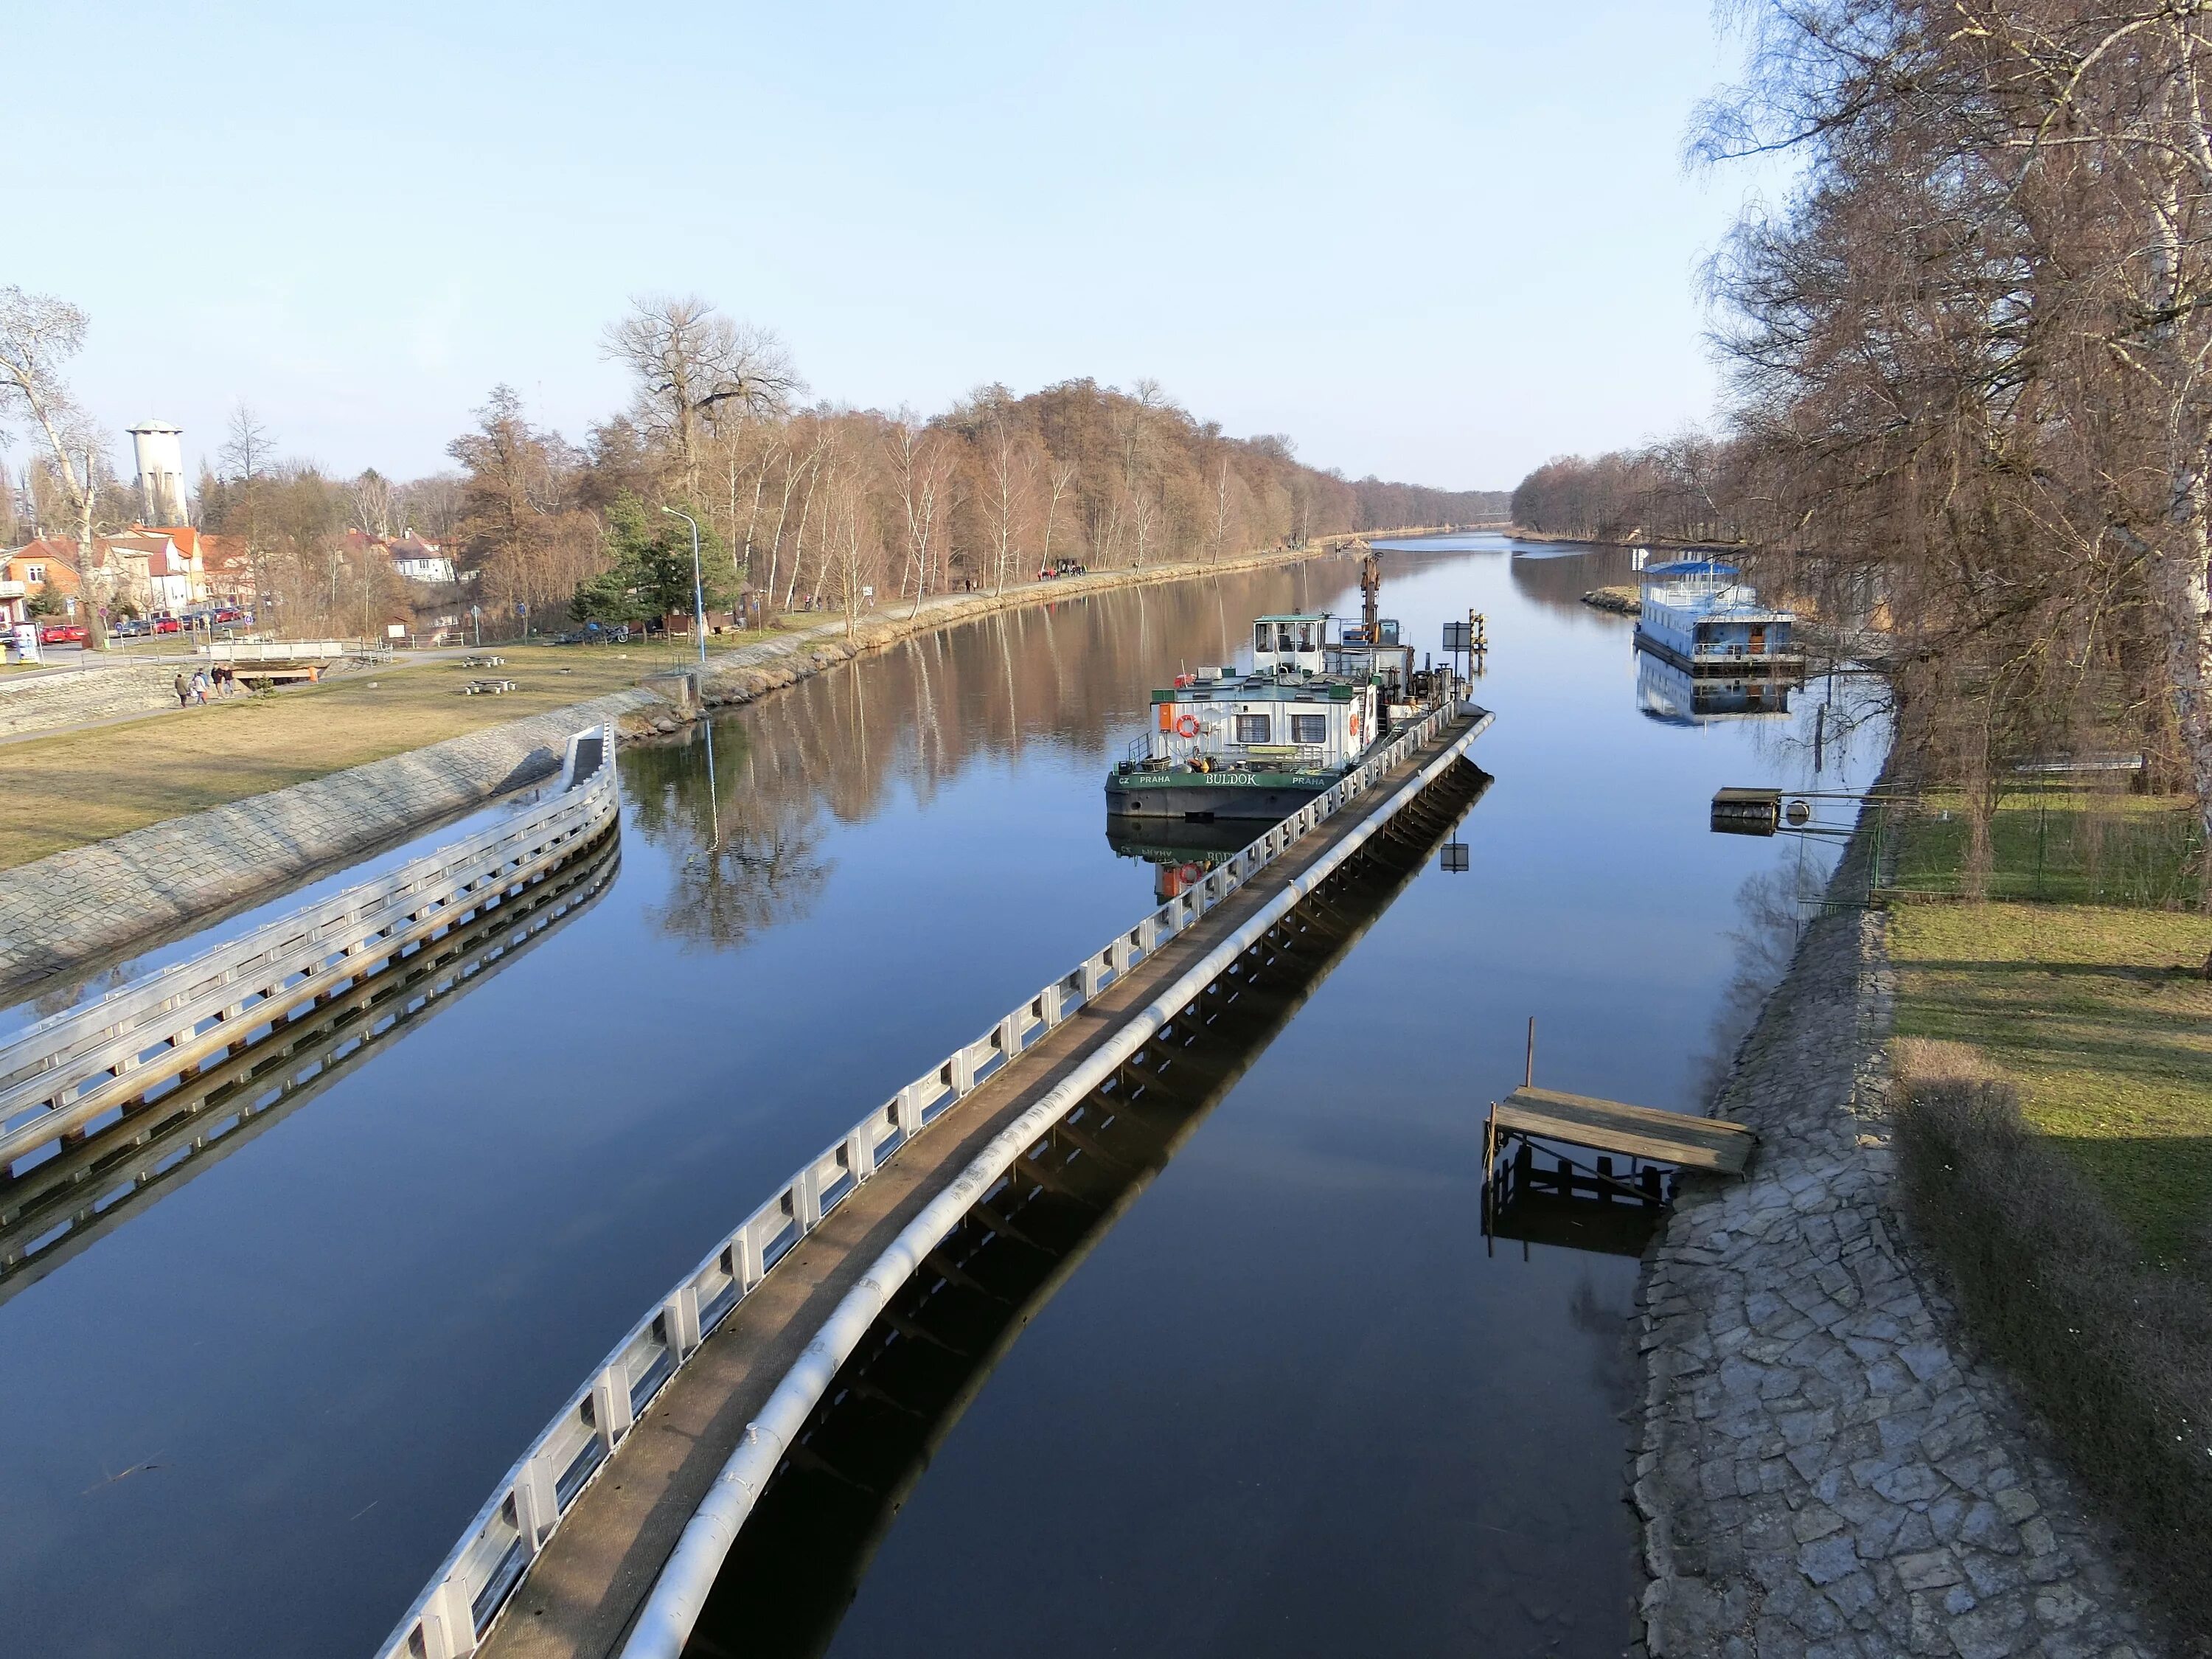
[[1893, 1041, 2212, 1639]]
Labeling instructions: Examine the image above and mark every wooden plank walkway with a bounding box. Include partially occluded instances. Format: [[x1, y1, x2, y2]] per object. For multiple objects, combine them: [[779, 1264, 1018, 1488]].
[[478, 714, 1489, 1659], [1493, 1085, 1756, 1175]]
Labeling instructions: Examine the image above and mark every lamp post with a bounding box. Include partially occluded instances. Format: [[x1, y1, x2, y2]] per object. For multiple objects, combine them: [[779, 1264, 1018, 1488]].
[[661, 506, 707, 667]]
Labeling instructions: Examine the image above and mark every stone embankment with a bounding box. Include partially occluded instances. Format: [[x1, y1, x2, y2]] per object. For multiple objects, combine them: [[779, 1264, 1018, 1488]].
[[1633, 831, 2155, 1658], [0, 661, 195, 737], [1582, 585, 1641, 617], [0, 536, 1410, 999]]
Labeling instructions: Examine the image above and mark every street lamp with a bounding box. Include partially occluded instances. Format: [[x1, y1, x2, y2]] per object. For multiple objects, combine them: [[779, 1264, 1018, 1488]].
[[661, 506, 707, 667]]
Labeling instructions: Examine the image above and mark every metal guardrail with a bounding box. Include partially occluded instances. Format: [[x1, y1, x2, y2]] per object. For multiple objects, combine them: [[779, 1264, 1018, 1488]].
[[0, 726, 619, 1183], [0, 832, 623, 1304], [375, 698, 1488, 1659], [199, 639, 362, 662]]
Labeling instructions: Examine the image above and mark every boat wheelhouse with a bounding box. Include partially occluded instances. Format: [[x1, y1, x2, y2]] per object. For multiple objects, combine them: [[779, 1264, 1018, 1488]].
[[1105, 611, 1425, 822], [1632, 560, 1801, 676]]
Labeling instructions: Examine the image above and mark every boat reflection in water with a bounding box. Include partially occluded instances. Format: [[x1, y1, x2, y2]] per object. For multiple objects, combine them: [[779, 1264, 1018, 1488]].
[[681, 761, 1493, 1659], [1102, 814, 1259, 903], [1635, 645, 1795, 726]]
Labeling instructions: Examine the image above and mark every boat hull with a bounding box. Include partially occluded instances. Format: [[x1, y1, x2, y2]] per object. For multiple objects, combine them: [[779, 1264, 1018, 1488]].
[[1102, 769, 1336, 821]]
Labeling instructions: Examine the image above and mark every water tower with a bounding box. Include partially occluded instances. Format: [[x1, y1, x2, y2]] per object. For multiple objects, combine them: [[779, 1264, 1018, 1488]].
[[128, 421, 187, 525]]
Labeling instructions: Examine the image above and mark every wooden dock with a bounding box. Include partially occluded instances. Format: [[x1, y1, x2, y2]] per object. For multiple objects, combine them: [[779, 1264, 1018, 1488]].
[[1480, 1068, 1759, 1257], [1489, 1085, 1756, 1177]]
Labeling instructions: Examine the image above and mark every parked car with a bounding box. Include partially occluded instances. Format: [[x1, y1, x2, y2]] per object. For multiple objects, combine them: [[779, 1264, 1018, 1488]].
[[111, 617, 150, 639], [153, 615, 182, 635], [38, 622, 87, 645], [214, 607, 243, 623], [554, 622, 631, 644]]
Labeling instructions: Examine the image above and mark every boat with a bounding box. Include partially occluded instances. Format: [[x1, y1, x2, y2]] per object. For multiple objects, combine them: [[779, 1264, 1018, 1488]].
[[1632, 560, 1802, 677], [1104, 557, 1452, 822]]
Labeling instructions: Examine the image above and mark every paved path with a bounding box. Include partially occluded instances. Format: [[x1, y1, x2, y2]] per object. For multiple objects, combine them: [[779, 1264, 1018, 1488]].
[[1633, 844, 2156, 1658]]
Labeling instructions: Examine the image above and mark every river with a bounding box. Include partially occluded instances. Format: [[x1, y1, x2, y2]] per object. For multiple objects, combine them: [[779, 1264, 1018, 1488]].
[[0, 535, 1879, 1657]]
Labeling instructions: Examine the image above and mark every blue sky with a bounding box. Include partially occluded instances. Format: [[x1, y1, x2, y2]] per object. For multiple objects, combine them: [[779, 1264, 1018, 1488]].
[[2, 1, 1770, 490]]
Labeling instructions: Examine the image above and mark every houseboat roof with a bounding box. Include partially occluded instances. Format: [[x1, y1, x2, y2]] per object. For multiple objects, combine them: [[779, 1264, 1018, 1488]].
[[1642, 560, 1740, 580], [1253, 612, 1330, 623]]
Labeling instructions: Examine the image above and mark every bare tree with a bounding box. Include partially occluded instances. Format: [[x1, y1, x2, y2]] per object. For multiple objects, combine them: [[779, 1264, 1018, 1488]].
[[350, 468, 397, 538], [601, 294, 801, 485], [0, 287, 112, 647], [976, 397, 1034, 595], [218, 404, 276, 624], [1041, 458, 1077, 574]]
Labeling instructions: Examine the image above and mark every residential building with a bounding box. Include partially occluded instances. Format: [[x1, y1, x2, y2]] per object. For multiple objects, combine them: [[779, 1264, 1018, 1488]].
[[104, 528, 207, 613], [389, 535, 457, 585], [0, 538, 89, 618]]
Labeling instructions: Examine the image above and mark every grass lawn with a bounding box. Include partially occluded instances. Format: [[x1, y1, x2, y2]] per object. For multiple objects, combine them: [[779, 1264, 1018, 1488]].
[[0, 639, 749, 869], [1889, 876, 2212, 1267], [1889, 786, 2202, 908]]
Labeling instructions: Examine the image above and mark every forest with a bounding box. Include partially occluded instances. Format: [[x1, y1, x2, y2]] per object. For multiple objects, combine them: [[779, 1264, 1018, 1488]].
[[2, 292, 1500, 641]]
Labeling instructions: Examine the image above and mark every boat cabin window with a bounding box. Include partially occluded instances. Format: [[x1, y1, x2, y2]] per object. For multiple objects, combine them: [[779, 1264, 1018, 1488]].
[[1235, 714, 1271, 743], [1296, 622, 1318, 651], [1253, 622, 1271, 653], [1290, 713, 1326, 745]]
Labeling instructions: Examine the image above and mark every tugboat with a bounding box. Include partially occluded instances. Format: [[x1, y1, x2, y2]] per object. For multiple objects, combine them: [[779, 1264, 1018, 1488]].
[[1105, 555, 1450, 822]]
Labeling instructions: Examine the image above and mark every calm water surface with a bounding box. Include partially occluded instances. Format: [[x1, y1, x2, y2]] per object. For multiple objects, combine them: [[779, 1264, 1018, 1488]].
[[0, 537, 1878, 1657]]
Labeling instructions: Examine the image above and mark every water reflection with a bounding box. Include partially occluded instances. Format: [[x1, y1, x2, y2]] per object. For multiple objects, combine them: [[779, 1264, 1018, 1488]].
[[627, 725, 832, 950], [684, 762, 1492, 1659], [1635, 649, 1794, 725], [623, 562, 1363, 950], [1102, 815, 1256, 902], [0, 832, 619, 1304]]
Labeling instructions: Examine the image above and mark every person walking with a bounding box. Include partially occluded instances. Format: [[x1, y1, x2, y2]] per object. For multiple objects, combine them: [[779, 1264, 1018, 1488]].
[[191, 670, 209, 705], [173, 671, 189, 709]]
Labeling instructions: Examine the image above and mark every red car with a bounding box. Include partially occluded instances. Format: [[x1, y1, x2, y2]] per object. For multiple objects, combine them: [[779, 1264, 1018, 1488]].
[[153, 616, 182, 635], [38, 623, 86, 645]]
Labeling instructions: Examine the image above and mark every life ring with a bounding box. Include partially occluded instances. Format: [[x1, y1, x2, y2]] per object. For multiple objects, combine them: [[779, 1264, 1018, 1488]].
[[1176, 863, 1204, 885], [1174, 713, 1201, 739]]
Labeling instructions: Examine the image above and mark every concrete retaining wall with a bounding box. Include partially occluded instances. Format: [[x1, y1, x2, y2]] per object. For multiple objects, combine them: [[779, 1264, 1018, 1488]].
[[0, 689, 658, 996], [0, 663, 188, 736]]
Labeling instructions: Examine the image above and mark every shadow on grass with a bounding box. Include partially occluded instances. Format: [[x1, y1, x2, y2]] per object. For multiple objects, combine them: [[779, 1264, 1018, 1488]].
[[1896, 1052, 2212, 1647]]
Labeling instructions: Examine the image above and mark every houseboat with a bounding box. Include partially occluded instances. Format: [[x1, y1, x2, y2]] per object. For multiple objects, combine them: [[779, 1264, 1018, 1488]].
[[1632, 560, 1801, 677], [1104, 608, 1439, 821]]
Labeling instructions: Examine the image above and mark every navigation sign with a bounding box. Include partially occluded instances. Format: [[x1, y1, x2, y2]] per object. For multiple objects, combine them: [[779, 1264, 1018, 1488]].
[[1440, 843, 1470, 873], [1442, 622, 1473, 652]]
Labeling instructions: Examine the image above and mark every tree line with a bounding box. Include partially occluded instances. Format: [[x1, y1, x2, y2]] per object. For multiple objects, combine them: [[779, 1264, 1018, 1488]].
[[1515, 3, 2212, 884], [4, 287, 1500, 642]]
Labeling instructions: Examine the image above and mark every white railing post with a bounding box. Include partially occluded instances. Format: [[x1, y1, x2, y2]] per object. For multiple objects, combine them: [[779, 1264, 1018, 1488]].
[[669, 1287, 703, 1357], [422, 1579, 476, 1658], [592, 1366, 633, 1443], [794, 1166, 823, 1228]]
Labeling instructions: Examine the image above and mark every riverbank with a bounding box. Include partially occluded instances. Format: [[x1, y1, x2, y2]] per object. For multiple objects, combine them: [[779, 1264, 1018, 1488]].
[[0, 535, 1395, 1001], [1631, 810, 2154, 1656], [1581, 585, 1641, 616]]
